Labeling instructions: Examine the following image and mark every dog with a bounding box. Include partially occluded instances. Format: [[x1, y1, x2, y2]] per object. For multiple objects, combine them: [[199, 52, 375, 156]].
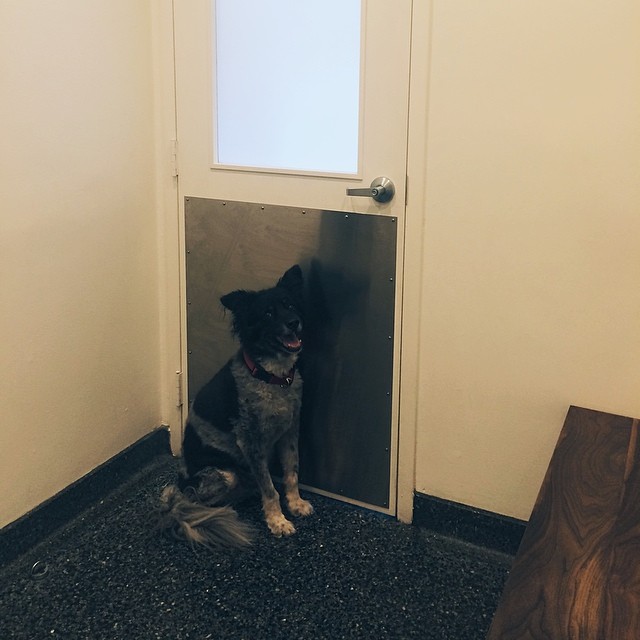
[[157, 265, 313, 549]]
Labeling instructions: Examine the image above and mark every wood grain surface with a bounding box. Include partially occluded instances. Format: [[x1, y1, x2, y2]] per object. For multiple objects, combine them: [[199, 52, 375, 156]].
[[487, 406, 640, 640]]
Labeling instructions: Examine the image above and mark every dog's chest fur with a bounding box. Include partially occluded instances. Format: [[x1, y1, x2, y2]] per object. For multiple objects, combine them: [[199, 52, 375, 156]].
[[188, 351, 303, 466], [230, 356, 302, 446]]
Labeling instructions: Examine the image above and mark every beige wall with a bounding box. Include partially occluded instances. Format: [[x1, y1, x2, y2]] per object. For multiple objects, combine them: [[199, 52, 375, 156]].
[[413, 1, 640, 521], [0, 1, 162, 528]]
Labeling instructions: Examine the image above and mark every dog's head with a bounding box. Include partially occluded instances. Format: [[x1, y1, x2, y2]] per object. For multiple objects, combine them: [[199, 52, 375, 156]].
[[220, 265, 304, 357]]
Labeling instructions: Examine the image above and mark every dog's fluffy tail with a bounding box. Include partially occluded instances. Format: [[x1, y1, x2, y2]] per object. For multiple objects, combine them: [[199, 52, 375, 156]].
[[156, 485, 253, 550]]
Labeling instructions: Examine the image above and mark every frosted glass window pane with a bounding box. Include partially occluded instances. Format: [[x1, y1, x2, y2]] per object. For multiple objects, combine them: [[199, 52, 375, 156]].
[[214, 0, 361, 174]]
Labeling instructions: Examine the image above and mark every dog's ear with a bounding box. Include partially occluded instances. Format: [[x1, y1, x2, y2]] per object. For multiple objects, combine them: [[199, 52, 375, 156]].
[[277, 265, 304, 301], [220, 289, 250, 313]]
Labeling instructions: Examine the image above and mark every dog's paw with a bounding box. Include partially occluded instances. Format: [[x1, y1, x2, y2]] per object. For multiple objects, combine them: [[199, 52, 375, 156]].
[[288, 497, 314, 518], [267, 514, 296, 537]]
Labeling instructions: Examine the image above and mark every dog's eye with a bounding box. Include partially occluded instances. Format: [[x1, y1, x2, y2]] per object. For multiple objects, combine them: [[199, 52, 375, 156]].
[[265, 307, 274, 318]]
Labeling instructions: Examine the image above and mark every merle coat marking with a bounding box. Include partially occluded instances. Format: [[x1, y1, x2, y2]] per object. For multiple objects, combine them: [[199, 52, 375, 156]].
[[157, 265, 313, 549]]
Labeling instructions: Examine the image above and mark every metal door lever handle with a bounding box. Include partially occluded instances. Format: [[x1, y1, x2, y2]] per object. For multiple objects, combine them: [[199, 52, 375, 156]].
[[347, 187, 381, 197], [346, 176, 395, 203]]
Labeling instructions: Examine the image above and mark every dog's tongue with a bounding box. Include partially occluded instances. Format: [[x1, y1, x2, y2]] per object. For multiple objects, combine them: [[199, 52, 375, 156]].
[[283, 335, 302, 350]]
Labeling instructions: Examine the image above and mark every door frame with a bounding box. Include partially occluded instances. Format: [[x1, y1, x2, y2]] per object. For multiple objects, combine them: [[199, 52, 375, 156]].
[[153, 0, 432, 523]]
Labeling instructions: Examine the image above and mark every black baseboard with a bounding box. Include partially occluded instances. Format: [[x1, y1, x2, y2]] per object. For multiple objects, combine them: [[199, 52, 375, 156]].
[[413, 492, 526, 556], [0, 427, 171, 568]]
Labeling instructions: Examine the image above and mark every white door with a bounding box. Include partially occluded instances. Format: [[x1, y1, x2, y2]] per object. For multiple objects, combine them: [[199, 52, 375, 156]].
[[173, 0, 412, 515]]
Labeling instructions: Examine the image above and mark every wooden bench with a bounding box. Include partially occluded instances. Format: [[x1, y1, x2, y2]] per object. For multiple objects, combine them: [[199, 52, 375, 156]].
[[487, 406, 640, 639]]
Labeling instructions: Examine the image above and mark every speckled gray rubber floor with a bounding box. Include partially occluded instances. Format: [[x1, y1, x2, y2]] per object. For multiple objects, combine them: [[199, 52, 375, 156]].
[[0, 456, 511, 640]]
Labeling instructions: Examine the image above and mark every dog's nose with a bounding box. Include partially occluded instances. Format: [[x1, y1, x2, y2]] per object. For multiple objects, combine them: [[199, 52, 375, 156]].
[[286, 318, 301, 332]]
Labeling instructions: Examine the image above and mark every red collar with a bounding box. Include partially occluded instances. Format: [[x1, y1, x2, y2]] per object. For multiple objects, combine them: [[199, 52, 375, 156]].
[[242, 351, 295, 387]]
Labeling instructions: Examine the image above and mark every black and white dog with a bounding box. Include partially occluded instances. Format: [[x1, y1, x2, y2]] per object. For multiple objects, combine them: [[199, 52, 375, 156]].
[[158, 265, 313, 549]]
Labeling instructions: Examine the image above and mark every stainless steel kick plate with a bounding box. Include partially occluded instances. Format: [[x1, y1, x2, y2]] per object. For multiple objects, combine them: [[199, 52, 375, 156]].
[[184, 197, 397, 509]]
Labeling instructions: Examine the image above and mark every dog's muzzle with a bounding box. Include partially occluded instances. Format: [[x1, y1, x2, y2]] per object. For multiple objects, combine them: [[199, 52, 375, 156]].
[[279, 319, 302, 352]]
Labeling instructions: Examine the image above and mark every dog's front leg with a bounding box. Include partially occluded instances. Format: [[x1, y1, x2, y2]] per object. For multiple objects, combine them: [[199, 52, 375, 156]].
[[239, 441, 296, 537], [276, 428, 314, 518]]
